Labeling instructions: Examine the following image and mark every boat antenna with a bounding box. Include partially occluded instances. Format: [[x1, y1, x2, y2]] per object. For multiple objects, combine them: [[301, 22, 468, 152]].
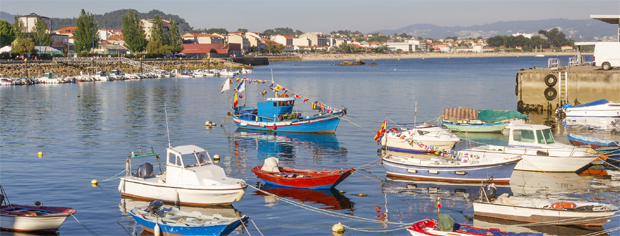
[[164, 103, 171, 148], [414, 101, 417, 127]]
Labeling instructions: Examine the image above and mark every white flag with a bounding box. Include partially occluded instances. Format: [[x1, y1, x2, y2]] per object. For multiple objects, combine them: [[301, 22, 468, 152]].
[[237, 79, 246, 93], [220, 78, 230, 93]]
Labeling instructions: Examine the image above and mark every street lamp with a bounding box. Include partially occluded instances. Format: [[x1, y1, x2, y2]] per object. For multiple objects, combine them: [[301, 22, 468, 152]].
[[91, 28, 94, 53], [38, 27, 41, 59]]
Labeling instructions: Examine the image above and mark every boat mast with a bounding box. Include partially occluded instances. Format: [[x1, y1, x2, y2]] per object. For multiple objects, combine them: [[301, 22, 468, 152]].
[[414, 101, 417, 127], [271, 68, 276, 98], [164, 104, 171, 148]]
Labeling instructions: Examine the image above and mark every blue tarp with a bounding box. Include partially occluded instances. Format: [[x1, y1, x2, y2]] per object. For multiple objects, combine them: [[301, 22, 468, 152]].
[[563, 99, 608, 109]]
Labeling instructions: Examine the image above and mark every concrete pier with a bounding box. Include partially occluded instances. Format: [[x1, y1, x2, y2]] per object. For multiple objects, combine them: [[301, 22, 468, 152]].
[[516, 65, 620, 113]]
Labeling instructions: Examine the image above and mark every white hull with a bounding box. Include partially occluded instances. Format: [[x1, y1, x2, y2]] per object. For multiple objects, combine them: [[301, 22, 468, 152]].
[[565, 103, 620, 118], [473, 202, 616, 226], [468, 146, 597, 172], [381, 127, 460, 153], [0, 214, 70, 232], [119, 177, 245, 206]]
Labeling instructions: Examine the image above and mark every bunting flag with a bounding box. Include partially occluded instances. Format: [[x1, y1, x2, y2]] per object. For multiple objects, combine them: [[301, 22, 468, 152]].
[[261, 88, 266, 96], [236, 78, 240, 82], [229, 77, 233, 84], [220, 78, 230, 93], [275, 85, 282, 91], [303, 98, 310, 103], [233, 90, 239, 108], [374, 118, 387, 141], [237, 79, 246, 93]]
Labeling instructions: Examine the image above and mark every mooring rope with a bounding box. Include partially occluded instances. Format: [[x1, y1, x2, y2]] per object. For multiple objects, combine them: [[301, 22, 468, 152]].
[[100, 169, 126, 182], [70, 212, 100, 236], [341, 116, 374, 134]]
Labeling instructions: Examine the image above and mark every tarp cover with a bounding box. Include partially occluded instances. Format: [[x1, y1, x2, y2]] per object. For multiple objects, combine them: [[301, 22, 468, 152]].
[[261, 157, 280, 172], [438, 214, 455, 232], [563, 99, 608, 109], [443, 108, 528, 123]]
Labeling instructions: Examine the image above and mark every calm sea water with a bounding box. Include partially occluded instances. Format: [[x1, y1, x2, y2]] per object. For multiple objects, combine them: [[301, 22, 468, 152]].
[[1, 56, 619, 236]]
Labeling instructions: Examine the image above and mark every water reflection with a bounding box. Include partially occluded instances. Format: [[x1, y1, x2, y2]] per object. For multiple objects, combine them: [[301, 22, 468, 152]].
[[76, 84, 102, 143], [382, 177, 512, 200], [253, 186, 354, 213], [563, 117, 620, 132], [474, 216, 607, 236], [231, 130, 347, 164]]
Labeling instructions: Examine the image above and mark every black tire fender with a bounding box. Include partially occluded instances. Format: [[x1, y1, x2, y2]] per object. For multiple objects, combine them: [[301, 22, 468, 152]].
[[515, 84, 519, 96], [544, 74, 557, 87], [544, 87, 557, 101]]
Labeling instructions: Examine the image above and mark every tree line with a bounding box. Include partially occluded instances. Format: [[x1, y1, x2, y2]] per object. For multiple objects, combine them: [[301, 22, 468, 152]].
[[486, 28, 574, 51], [51, 9, 192, 33]]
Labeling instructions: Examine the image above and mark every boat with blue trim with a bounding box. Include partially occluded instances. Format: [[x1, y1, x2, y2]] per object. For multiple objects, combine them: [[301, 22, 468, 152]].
[[231, 95, 345, 134], [382, 152, 521, 184], [379, 126, 461, 154], [128, 200, 248, 236], [567, 133, 619, 148], [560, 99, 620, 118]]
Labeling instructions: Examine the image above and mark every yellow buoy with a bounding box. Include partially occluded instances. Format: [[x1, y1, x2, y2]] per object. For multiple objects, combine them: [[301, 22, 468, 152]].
[[38, 152, 43, 158], [35, 201, 41, 206], [91, 179, 98, 187]]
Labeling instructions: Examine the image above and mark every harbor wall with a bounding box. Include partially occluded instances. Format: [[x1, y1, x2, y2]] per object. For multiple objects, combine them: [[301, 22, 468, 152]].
[[516, 66, 620, 113]]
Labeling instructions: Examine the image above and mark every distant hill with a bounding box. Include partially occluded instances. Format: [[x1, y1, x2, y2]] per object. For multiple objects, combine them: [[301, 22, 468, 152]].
[[0, 10, 193, 33], [378, 19, 618, 41]]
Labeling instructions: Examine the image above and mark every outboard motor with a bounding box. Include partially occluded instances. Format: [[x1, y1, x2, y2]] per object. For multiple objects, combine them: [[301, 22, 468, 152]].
[[482, 183, 497, 200], [136, 162, 154, 178], [147, 200, 164, 213]]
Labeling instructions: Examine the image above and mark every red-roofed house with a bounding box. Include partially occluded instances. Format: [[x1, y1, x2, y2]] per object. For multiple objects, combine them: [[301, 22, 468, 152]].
[[107, 35, 125, 46], [196, 33, 225, 44], [57, 27, 76, 35], [272, 35, 293, 46], [180, 43, 242, 58]]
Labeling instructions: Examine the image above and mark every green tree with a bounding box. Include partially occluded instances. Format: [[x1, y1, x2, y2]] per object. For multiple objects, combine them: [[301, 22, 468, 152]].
[[31, 16, 53, 47], [145, 39, 172, 55], [13, 15, 26, 39], [12, 37, 35, 54], [122, 10, 147, 53], [538, 28, 570, 48], [149, 15, 169, 45], [237, 28, 248, 33], [0, 20, 15, 47], [168, 18, 183, 53], [73, 9, 100, 52]]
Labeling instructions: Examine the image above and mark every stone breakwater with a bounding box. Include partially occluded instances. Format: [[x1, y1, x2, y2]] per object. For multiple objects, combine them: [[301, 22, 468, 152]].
[[0, 58, 253, 77]]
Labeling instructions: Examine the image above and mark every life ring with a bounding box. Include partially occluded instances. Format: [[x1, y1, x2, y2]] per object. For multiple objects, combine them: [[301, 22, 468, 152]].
[[278, 94, 289, 98], [544, 87, 557, 101], [551, 202, 576, 209], [544, 74, 557, 87]]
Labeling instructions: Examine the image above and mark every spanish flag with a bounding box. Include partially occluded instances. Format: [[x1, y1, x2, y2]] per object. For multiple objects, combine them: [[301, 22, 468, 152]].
[[374, 118, 386, 141], [233, 90, 239, 108]]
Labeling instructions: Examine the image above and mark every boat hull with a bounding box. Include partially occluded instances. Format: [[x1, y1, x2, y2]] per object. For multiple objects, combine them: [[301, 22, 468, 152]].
[[0, 205, 75, 232], [129, 211, 248, 236], [567, 133, 619, 148], [252, 166, 354, 189], [382, 156, 519, 184], [564, 105, 620, 118], [473, 202, 615, 227], [233, 112, 343, 134], [119, 178, 246, 206], [468, 148, 597, 173], [382, 136, 458, 154], [443, 122, 509, 133]]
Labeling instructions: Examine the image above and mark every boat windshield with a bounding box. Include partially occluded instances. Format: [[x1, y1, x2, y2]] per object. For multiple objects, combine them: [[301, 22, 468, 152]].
[[513, 129, 535, 143], [536, 129, 555, 144]]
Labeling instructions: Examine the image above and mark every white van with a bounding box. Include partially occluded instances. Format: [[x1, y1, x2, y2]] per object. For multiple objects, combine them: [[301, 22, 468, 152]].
[[593, 42, 620, 70]]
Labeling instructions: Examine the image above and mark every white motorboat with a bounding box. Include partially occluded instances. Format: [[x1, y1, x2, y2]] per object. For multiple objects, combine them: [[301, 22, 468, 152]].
[[380, 126, 461, 154], [219, 69, 238, 77], [560, 99, 620, 118], [468, 123, 600, 172], [240, 68, 253, 74], [118, 145, 247, 206]]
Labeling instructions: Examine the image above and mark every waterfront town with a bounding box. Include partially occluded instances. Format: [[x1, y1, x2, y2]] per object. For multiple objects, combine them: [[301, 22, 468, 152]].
[[0, 12, 585, 61]]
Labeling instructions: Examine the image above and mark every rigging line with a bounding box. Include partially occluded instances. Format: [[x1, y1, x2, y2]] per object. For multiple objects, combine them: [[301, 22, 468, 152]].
[[341, 116, 374, 134], [386, 117, 405, 130], [239, 217, 252, 236]]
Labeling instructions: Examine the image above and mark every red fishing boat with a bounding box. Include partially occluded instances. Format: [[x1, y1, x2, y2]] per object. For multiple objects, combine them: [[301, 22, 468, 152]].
[[252, 165, 354, 189]]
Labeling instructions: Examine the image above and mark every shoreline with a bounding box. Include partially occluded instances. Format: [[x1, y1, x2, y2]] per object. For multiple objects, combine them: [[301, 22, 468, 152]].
[[299, 52, 588, 61]]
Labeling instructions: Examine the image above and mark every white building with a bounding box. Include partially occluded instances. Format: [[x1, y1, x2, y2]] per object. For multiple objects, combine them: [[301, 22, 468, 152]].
[[141, 19, 170, 40], [19, 13, 52, 32], [386, 42, 414, 52], [511, 33, 536, 39]]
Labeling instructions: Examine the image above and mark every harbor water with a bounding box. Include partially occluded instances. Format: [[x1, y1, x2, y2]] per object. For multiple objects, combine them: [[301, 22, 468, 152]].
[[1, 56, 619, 236]]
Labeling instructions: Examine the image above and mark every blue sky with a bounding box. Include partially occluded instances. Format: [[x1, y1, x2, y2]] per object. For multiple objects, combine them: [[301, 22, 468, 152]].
[[1, 0, 619, 33]]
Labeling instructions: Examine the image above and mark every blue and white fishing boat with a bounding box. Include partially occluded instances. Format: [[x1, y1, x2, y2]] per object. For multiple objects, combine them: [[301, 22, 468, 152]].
[[228, 77, 346, 133], [381, 152, 521, 184], [129, 200, 249, 236]]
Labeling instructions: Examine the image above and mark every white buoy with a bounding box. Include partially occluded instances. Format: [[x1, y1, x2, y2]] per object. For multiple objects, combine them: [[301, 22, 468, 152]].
[[332, 222, 345, 233], [154, 223, 161, 236], [213, 154, 220, 160]]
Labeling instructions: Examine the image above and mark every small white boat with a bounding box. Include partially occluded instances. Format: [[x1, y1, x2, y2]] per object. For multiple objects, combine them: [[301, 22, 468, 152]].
[[380, 126, 461, 154], [240, 68, 253, 74], [93, 71, 109, 81], [474, 193, 618, 227], [0, 185, 76, 233], [468, 123, 600, 172], [118, 145, 247, 206], [219, 69, 238, 77], [560, 99, 620, 118], [535, 54, 545, 57]]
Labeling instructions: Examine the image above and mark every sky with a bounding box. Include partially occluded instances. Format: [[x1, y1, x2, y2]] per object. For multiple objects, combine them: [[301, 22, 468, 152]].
[[1, 0, 619, 33]]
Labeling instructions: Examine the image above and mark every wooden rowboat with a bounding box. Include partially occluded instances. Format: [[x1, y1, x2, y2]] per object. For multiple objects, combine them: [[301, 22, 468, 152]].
[[251, 166, 354, 189]]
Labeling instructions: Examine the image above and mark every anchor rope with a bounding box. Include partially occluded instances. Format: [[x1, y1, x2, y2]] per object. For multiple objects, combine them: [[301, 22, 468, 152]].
[[247, 185, 412, 226], [116, 215, 132, 236], [70, 212, 100, 236], [100, 169, 126, 182], [341, 115, 374, 134], [250, 218, 265, 236]]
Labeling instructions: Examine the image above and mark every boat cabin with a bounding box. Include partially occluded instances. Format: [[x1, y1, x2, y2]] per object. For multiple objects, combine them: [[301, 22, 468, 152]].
[[236, 97, 297, 122], [165, 145, 230, 186], [507, 123, 556, 147]]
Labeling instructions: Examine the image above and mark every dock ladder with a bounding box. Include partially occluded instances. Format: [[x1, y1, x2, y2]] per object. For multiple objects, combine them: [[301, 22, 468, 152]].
[[557, 70, 568, 106]]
